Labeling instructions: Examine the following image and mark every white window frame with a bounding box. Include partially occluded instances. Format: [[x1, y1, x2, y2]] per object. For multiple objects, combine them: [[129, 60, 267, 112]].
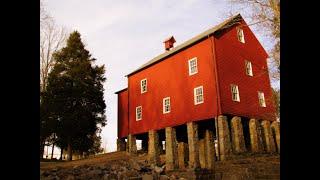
[[194, 86, 204, 105], [245, 60, 253, 76], [140, 78, 147, 94], [188, 57, 198, 76], [258, 91, 266, 107], [136, 106, 142, 121], [231, 84, 240, 102], [163, 97, 171, 114], [237, 28, 245, 43]]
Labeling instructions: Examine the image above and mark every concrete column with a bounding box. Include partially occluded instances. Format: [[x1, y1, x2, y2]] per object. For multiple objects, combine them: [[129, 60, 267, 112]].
[[178, 142, 188, 169], [117, 138, 126, 151], [204, 130, 215, 170], [261, 120, 276, 153], [199, 139, 206, 169], [231, 116, 246, 153], [187, 122, 200, 168], [218, 115, 232, 160], [127, 134, 137, 155], [249, 119, 263, 153], [148, 130, 160, 165], [271, 121, 280, 153], [165, 127, 178, 170]]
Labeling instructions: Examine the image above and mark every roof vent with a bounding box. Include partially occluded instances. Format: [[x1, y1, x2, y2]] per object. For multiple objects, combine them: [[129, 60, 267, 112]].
[[163, 36, 176, 51]]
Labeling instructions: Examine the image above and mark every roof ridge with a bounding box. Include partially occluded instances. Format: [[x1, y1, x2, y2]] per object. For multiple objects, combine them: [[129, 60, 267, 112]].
[[125, 13, 242, 77]]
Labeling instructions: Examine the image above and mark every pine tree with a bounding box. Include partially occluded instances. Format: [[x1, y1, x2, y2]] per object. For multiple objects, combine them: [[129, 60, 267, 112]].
[[43, 31, 106, 161]]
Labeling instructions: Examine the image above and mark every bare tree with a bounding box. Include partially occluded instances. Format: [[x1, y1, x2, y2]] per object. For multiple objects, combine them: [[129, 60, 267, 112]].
[[40, 0, 68, 92], [40, 0, 50, 28], [40, 20, 67, 92]]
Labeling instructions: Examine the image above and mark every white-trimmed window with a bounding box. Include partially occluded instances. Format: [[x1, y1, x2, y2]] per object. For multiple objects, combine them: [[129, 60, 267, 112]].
[[141, 79, 147, 93], [258, 91, 266, 107], [163, 97, 171, 114], [231, 84, 240, 102], [188, 57, 198, 75], [136, 106, 142, 121], [194, 86, 204, 105], [245, 60, 253, 76], [237, 28, 245, 43]]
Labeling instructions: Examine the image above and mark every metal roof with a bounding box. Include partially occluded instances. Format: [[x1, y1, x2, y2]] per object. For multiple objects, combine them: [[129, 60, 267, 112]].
[[125, 14, 242, 77]]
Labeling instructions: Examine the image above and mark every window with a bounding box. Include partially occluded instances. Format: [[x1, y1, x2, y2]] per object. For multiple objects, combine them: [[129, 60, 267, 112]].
[[188, 57, 198, 75], [258, 91, 266, 107], [136, 106, 142, 121], [231, 84, 240, 102], [194, 86, 204, 105], [245, 60, 253, 76], [141, 79, 147, 93], [163, 97, 171, 114], [237, 28, 245, 43]]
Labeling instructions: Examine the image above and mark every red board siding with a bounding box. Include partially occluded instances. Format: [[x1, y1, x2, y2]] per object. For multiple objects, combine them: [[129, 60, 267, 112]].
[[215, 21, 276, 120], [117, 90, 129, 138], [127, 38, 218, 135]]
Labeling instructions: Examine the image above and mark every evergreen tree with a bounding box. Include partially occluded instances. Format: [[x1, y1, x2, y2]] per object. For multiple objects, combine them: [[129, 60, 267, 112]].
[[43, 31, 106, 161]]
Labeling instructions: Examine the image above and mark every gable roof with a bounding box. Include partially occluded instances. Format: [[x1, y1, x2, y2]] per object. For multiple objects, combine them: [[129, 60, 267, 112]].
[[126, 14, 243, 77], [163, 36, 176, 43]]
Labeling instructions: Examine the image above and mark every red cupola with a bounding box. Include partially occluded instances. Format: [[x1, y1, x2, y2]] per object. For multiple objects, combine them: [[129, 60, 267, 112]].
[[163, 36, 176, 51]]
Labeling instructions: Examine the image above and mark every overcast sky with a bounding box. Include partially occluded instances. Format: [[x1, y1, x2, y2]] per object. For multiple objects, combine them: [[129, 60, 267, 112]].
[[44, 0, 275, 153]]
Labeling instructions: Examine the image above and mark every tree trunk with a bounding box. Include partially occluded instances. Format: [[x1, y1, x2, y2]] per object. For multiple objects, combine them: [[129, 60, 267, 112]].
[[51, 143, 55, 159], [67, 143, 72, 161], [40, 138, 45, 159], [51, 134, 56, 159], [60, 148, 63, 160]]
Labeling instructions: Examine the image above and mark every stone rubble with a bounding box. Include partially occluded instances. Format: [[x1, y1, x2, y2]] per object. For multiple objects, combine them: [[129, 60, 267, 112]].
[[41, 158, 172, 180]]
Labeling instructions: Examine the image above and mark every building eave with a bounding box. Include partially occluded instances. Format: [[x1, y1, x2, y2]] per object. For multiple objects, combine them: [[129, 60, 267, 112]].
[[115, 88, 128, 94]]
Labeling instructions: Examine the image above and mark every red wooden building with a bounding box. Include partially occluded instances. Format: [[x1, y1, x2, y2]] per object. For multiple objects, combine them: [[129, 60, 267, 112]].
[[116, 14, 275, 138], [115, 15, 278, 166]]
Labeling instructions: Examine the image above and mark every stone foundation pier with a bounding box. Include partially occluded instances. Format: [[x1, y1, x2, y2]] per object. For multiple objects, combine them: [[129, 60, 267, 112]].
[[271, 121, 280, 153], [204, 130, 215, 170], [166, 127, 178, 170], [117, 138, 126, 151], [249, 119, 264, 153], [231, 116, 246, 153], [178, 142, 188, 169], [127, 134, 137, 155], [218, 115, 232, 160], [187, 122, 200, 168], [148, 130, 160, 165], [261, 120, 276, 153]]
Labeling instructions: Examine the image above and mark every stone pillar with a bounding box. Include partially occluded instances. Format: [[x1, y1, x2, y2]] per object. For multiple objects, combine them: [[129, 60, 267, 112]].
[[271, 121, 280, 153], [166, 127, 178, 170], [231, 116, 246, 153], [261, 120, 276, 153], [178, 142, 188, 169], [148, 130, 160, 165], [249, 119, 263, 153], [117, 138, 126, 151], [199, 139, 206, 169], [204, 130, 215, 170], [128, 134, 137, 155], [187, 122, 200, 168], [218, 115, 232, 160]]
